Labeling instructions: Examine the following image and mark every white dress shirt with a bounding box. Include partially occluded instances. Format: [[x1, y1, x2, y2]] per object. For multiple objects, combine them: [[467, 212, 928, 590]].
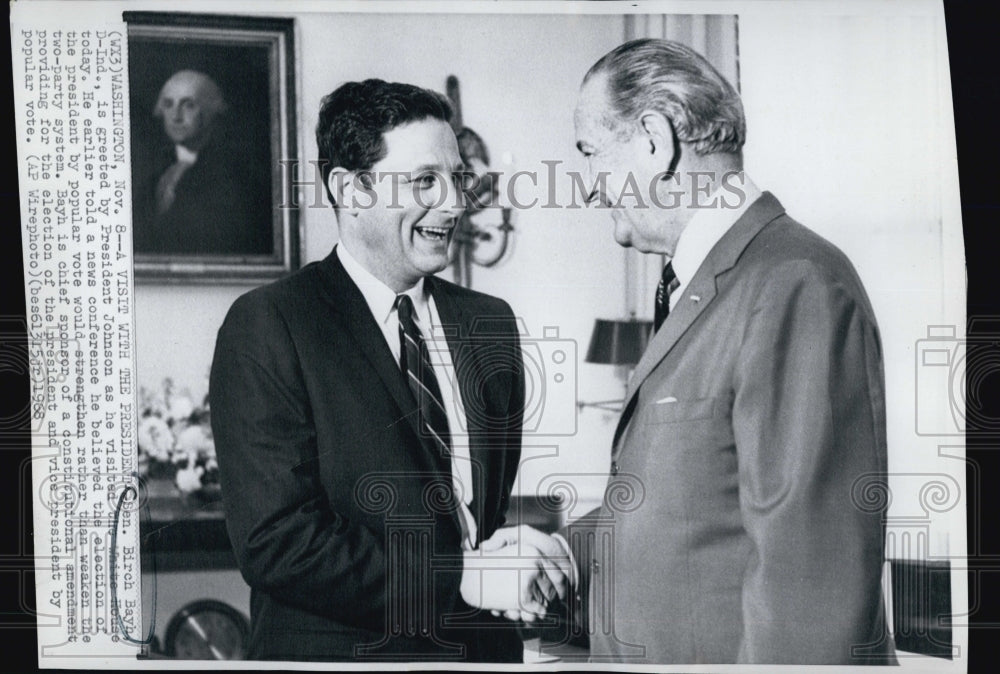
[[175, 144, 198, 165], [669, 173, 763, 310], [337, 243, 478, 549], [155, 145, 199, 214]]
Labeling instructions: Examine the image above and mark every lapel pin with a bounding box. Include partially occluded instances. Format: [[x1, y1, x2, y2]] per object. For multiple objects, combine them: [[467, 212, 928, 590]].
[[690, 295, 701, 303]]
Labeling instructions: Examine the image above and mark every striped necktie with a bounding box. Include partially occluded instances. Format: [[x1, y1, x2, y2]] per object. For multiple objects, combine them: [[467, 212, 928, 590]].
[[396, 294, 452, 458], [654, 261, 680, 332]]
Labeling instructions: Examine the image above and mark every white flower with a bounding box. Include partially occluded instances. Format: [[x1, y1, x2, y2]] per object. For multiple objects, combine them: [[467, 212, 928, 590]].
[[138, 416, 174, 461], [139, 385, 167, 418], [175, 464, 205, 493], [175, 424, 214, 459], [165, 393, 195, 424]]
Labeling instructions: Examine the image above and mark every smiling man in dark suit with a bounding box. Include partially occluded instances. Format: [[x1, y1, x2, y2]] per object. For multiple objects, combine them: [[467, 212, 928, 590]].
[[210, 79, 568, 662], [488, 39, 897, 665]]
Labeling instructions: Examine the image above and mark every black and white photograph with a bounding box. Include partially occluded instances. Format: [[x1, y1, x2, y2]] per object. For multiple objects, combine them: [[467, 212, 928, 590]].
[[8, 0, 977, 669], [125, 12, 298, 281]]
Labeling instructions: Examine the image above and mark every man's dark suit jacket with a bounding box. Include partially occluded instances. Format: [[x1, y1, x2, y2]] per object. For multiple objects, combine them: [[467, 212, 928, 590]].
[[560, 193, 896, 665], [210, 248, 525, 661]]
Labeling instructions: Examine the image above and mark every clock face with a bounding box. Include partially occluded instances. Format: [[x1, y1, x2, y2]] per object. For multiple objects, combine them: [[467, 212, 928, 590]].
[[165, 600, 249, 660]]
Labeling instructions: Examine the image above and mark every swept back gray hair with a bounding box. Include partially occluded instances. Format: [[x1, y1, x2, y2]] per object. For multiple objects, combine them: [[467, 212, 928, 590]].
[[585, 38, 745, 155], [153, 70, 228, 120]]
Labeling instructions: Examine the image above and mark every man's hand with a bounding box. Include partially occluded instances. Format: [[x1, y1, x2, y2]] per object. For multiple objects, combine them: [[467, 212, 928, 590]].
[[461, 525, 572, 622]]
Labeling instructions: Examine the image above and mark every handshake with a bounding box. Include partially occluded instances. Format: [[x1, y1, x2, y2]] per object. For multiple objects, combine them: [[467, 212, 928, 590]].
[[460, 525, 576, 622]]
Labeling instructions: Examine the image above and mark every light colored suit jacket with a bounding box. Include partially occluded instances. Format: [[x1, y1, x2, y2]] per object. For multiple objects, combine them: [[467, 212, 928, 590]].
[[560, 192, 896, 664]]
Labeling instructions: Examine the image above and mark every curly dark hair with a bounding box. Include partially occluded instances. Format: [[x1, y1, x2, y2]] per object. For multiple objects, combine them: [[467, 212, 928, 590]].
[[316, 79, 453, 205]]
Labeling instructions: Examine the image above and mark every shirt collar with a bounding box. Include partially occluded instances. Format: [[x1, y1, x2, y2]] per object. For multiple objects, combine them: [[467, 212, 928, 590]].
[[671, 173, 763, 287], [175, 144, 198, 164], [336, 242, 428, 326]]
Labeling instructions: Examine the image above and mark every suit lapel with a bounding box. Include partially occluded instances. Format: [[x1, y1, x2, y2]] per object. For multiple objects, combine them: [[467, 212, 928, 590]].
[[611, 275, 718, 449], [315, 250, 446, 478], [428, 278, 495, 544], [612, 193, 786, 448], [625, 274, 717, 405]]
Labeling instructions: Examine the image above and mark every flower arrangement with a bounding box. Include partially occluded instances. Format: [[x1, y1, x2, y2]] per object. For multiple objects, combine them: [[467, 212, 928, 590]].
[[137, 378, 219, 495]]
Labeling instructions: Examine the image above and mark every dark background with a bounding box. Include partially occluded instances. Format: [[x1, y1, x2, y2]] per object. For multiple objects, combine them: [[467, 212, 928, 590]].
[[128, 36, 273, 257], [2, 2, 999, 669], [947, 1, 1000, 666]]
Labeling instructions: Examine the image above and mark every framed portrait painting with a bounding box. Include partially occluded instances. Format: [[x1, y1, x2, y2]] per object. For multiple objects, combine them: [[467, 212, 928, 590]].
[[123, 12, 298, 282]]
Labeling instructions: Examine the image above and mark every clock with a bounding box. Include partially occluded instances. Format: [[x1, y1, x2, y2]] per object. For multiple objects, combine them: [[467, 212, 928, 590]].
[[164, 599, 250, 660]]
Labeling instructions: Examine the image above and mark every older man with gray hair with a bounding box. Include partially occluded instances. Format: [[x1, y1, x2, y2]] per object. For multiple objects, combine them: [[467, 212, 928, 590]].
[[485, 38, 896, 665], [152, 70, 227, 215], [134, 68, 270, 255]]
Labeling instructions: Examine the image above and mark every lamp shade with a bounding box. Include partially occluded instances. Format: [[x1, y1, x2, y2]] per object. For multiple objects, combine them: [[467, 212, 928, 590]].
[[585, 318, 654, 366]]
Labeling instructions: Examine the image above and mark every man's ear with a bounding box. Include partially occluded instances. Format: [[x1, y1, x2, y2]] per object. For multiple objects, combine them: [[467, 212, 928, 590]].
[[327, 167, 354, 213], [639, 111, 675, 161]]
